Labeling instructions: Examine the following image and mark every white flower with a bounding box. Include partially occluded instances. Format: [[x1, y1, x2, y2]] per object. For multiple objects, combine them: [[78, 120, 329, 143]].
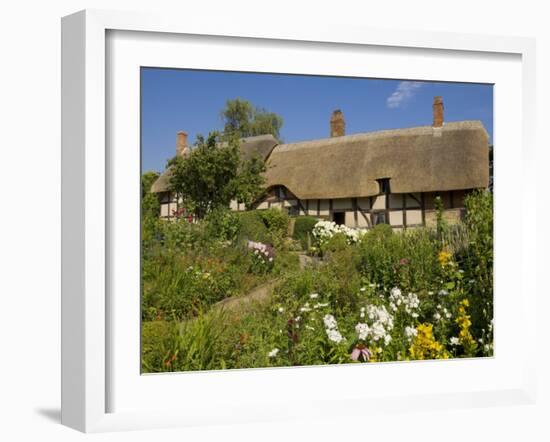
[[433, 312, 441, 321], [360, 287, 366, 292], [405, 326, 417, 340], [439, 289, 449, 296], [390, 287, 402, 299], [323, 314, 338, 330], [314, 302, 329, 308], [278, 307, 284, 313], [370, 322, 386, 341], [268, 348, 279, 357], [326, 328, 344, 344], [450, 337, 460, 346], [384, 334, 392, 346], [355, 323, 370, 340], [310, 293, 319, 299]]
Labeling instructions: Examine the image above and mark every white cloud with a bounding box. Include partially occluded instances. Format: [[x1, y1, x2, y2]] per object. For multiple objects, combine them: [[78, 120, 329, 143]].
[[386, 81, 423, 109]]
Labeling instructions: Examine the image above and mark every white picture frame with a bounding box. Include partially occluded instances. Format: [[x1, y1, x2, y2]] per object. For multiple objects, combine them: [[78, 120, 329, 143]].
[[61, 9, 537, 433]]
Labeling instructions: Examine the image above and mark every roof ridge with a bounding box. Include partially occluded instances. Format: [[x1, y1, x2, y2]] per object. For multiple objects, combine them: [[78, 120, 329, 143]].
[[277, 120, 484, 151]]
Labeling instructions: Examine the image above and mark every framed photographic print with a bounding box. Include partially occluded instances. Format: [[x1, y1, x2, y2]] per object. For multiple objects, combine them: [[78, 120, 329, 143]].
[[61, 9, 537, 433]]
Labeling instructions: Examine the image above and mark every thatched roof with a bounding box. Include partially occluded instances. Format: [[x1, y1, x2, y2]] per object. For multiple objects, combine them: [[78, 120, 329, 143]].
[[239, 134, 278, 162], [150, 167, 174, 193], [264, 121, 489, 199], [150, 134, 278, 193]]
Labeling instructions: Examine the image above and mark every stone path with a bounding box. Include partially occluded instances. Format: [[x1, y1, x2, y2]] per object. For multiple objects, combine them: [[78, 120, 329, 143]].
[[214, 279, 280, 312]]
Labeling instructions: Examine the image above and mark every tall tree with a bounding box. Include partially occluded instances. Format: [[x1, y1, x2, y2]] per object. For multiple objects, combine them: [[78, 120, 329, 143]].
[[221, 98, 283, 140], [168, 132, 266, 219], [141, 171, 160, 219]]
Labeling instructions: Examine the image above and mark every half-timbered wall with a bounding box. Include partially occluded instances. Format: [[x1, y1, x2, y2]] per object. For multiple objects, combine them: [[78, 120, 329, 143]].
[[246, 186, 473, 229], [159, 191, 179, 220]]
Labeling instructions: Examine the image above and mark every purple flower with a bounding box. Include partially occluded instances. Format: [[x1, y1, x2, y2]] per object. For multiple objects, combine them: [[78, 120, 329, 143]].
[[351, 345, 372, 362]]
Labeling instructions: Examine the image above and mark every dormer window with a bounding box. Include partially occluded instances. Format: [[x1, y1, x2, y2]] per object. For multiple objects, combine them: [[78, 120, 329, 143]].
[[377, 178, 391, 194]]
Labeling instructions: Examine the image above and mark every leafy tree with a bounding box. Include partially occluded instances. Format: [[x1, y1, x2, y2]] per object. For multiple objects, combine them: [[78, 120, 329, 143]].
[[168, 132, 266, 219], [141, 171, 160, 198], [141, 171, 160, 219], [221, 98, 283, 140], [141, 171, 160, 244]]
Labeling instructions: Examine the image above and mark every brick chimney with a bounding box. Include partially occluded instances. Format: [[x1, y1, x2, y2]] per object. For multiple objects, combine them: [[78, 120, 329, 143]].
[[330, 109, 345, 137], [433, 96, 444, 128], [176, 131, 190, 157]]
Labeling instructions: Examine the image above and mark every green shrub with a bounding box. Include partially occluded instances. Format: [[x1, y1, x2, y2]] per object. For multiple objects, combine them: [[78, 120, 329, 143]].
[[158, 218, 205, 249], [320, 232, 349, 256], [141, 321, 180, 372], [462, 189, 493, 336], [204, 207, 241, 242], [236, 211, 269, 244], [257, 208, 289, 245], [358, 227, 439, 292], [141, 250, 238, 321], [292, 216, 318, 249]]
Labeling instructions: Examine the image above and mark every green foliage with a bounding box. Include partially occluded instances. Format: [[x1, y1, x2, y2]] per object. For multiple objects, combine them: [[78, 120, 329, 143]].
[[141, 171, 161, 245], [221, 98, 284, 140], [320, 232, 350, 256], [141, 188, 493, 371], [168, 132, 266, 219], [168, 132, 240, 219], [173, 310, 232, 371], [141, 321, 180, 373], [141, 171, 160, 198], [462, 189, 493, 336], [358, 227, 440, 293], [235, 209, 289, 246], [434, 195, 448, 240], [235, 153, 267, 209], [257, 208, 289, 246], [236, 211, 269, 244], [204, 207, 241, 243], [292, 216, 318, 249], [142, 250, 237, 321]]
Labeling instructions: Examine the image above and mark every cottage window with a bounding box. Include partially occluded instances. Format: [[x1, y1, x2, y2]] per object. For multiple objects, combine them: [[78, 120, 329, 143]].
[[373, 211, 388, 225], [377, 178, 391, 194], [333, 212, 345, 225]]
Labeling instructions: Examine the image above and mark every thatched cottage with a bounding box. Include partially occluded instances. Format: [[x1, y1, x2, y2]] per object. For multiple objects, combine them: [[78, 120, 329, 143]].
[[151, 97, 489, 229]]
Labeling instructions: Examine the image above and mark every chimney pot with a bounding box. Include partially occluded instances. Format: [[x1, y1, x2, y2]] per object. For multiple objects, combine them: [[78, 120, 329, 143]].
[[176, 131, 189, 157], [433, 96, 444, 128], [330, 109, 345, 137]]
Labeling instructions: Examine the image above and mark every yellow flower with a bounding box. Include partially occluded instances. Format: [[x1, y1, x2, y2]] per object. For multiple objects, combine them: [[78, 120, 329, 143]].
[[455, 298, 477, 354], [409, 323, 449, 360], [438, 250, 453, 267]]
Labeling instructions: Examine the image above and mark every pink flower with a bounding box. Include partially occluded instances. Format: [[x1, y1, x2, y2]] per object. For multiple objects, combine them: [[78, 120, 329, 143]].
[[351, 345, 372, 362]]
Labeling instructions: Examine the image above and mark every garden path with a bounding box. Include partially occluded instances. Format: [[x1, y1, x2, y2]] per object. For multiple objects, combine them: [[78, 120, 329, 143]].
[[214, 279, 280, 312], [212, 253, 319, 313]]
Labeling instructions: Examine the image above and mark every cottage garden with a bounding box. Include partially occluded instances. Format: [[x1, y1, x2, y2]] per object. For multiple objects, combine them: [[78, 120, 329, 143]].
[[141, 190, 493, 372]]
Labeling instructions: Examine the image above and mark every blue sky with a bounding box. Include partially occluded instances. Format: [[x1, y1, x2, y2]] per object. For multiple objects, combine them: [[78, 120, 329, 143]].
[[141, 68, 493, 173]]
